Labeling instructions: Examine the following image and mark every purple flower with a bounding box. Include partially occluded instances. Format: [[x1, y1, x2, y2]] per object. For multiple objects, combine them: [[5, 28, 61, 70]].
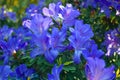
[[42, 3, 56, 17], [85, 58, 115, 80], [68, 20, 94, 64], [25, 0, 45, 17], [50, 27, 66, 50], [0, 25, 13, 40], [30, 32, 50, 58], [0, 65, 12, 80], [14, 27, 31, 36], [42, 2, 80, 26], [30, 31, 58, 63], [44, 27, 66, 63], [23, 14, 52, 36], [25, 4, 40, 17], [30, 26, 66, 63], [35, 32, 50, 49], [0, 36, 28, 64], [42, 2, 64, 25], [1, 37, 27, 54], [44, 49, 59, 63], [48, 64, 63, 80], [0, 7, 16, 21], [62, 4, 80, 26], [104, 28, 120, 56], [13, 64, 34, 79], [27, 13, 67, 62], [82, 40, 104, 59], [73, 50, 82, 64], [69, 20, 94, 49]]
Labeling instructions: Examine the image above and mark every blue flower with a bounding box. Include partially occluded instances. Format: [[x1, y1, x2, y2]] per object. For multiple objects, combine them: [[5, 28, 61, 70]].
[[42, 2, 80, 26], [14, 27, 33, 45], [0, 25, 13, 40], [42, 2, 64, 25], [25, 0, 45, 17], [85, 58, 116, 80], [62, 4, 80, 26], [42, 3, 57, 17], [82, 40, 104, 59], [23, 14, 52, 36], [44, 49, 59, 63], [14, 27, 32, 38], [0, 65, 12, 80], [104, 28, 120, 56], [30, 26, 66, 63], [69, 20, 93, 64], [48, 64, 63, 80], [30, 32, 50, 57], [25, 4, 40, 17], [30, 32, 57, 63], [73, 50, 82, 64], [50, 27, 66, 50], [69, 20, 94, 49], [27, 13, 67, 63], [0, 7, 16, 21], [46, 27, 66, 63], [13, 64, 34, 80], [0, 36, 28, 64]]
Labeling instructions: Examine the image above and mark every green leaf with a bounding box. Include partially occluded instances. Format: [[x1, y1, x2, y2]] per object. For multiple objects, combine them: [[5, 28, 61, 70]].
[[63, 66, 76, 71], [64, 61, 73, 66]]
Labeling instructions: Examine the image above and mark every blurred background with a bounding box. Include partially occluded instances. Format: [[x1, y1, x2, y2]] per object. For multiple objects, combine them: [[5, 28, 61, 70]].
[[0, 0, 38, 27]]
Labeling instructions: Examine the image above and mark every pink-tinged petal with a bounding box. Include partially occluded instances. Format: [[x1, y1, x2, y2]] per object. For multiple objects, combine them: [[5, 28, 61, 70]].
[[42, 7, 51, 17], [49, 3, 56, 14]]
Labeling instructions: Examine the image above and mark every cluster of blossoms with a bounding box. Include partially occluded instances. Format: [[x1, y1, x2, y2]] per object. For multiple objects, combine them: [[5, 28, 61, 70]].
[[0, 1, 118, 80], [104, 27, 120, 56], [0, 25, 34, 79], [82, 0, 120, 17]]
